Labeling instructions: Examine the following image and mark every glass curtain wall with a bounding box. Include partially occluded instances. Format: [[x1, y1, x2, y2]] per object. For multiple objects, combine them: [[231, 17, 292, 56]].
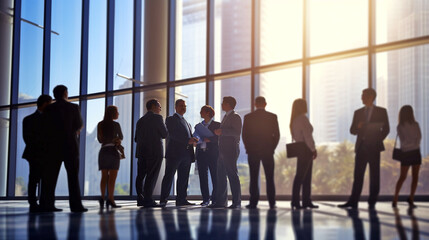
[[1, 0, 429, 197]]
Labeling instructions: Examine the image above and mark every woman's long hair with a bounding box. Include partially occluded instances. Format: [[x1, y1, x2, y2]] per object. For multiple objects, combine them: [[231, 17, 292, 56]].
[[398, 105, 416, 126], [290, 99, 308, 133], [103, 106, 118, 122]]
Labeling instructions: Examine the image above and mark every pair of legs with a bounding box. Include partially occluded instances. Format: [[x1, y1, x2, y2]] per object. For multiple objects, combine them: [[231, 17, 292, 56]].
[[291, 150, 313, 207], [346, 145, 380, 206], [100, 169, 118, 204], [393, 164, 421, 205], [135, 157, 162, 205], [215, 148, 241, 207], [28, 161, 42, 208], [160, 156, 191, 203], [248, 154, 275, 207], [196, 149, 218, 203]]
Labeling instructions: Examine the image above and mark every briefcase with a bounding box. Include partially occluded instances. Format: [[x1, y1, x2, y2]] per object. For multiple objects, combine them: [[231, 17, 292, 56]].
[[286, 142, 306, 158]]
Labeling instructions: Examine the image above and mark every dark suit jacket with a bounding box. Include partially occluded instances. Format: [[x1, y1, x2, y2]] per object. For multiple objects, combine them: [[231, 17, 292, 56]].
[[165, 114, 195, 160], [22, 110, 45, 161], [135, 111, 168, 159], [350, 106, 389, 153], [194, 120, 221, 157], [242, 109, 280, 156], [43, 99, 83, 161], [219, 110, 242, 152]]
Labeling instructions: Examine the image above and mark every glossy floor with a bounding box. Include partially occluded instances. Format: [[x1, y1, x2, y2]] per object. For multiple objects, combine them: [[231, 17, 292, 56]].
[[0, 200, 428, 239]]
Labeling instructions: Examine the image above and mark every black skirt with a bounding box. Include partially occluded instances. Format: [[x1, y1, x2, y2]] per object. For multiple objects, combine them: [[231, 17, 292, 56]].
[[98, 146, 120, 170], [401, 149, 422, 166]]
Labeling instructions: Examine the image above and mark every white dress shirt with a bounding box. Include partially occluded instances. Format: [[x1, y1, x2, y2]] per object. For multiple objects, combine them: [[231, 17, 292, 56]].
[[291, 114, 316, 152]]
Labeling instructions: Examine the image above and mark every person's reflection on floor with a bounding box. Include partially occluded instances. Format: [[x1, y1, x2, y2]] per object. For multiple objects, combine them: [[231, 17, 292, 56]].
[[292, 210, 313, 240], [265, 209, 277, 240], [211, 209, 228, 239], [393, 208, 407, 240], [28, 213, 57, 240], [408, 208, 420, 240], [346, 209, 365, 240], [227, 210, 242, 240], [136, 209, 161, 240], [197, 208, 210, 239], [68, 212, 83, 240], [162, 209, 191, 240], [368, 209, 380, 240], [248, 209, 260, 240], [99, 210, 118, 240]]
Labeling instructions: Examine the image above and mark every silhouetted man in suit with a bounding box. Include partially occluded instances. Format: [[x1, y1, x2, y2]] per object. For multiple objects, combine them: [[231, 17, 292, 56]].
[[242, 96, 280, 209], [22, 94, 52, 212], [339, 88, 389, 209], [210, 96, 242, 209], [135, 99, 168, 207], [159, 99, 197, 206], [40, 85, 87, 212]]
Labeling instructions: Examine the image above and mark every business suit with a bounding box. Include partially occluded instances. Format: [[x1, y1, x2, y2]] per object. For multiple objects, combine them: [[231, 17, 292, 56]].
[[215, 110, 242, 207], [40, 99, 85, 211], [135, 111, 168, 206], [194, 120, 221, 203], [160, 113, 195, 204], [242, 109, 280, 208], [22, 110, 45, 207], [348, 105, 389, 206]]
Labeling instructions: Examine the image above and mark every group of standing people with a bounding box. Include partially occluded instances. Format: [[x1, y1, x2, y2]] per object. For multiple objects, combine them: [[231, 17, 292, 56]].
[[23, 85, 422, 212]]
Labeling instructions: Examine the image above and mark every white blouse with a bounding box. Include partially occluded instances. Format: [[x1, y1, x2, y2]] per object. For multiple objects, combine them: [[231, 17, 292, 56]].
[[291, 114, 316, 152], [397, 122, 421, 152]]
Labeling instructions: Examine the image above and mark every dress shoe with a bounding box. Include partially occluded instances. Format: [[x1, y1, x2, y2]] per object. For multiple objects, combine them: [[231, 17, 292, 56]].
[[106, 200, 121, 208], [29, 204, 41, 213], [228, 204, 241, 209], [407, 198, 417, 208], [303, 203, 319, 209], [158, 200, 167, 207], [200, 201, 210, 207], [337, 202, 357, 209], [368, 204, 376, 210], [245, 204, 257, 209], [208, 204, 225, 208], [270, 205, 277, 210], [71, 207, 88, 213], [143, 201, 163, 208], [291, 202, 303, 210], [176, 201, 196, 206]]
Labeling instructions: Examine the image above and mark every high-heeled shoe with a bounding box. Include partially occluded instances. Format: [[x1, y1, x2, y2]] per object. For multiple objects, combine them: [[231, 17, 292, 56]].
[[98, 197, 105, 208], [392, 201, 397, 208], [407, 198, 417, 208], [106, 199, 121, 208]]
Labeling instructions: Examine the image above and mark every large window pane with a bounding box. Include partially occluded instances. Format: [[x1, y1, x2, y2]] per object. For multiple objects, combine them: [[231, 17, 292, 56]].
[[175, 0, 206, 79], [376, 45, 429, 194], [174, 83, 206, 195], [214, 0, 251, 73], [0, 1, 14, 106], [214, 76, 251, 195], [19, 0, 44, 103], [88, 0, 107, 94], [84, 98, 105, 196], [309, 56, 367, 195], [114, 0, 134, 90], [15, 107, 36, 196], [258, 67, 302, 195], [259, 0, 302, 65], [50, 0, 82, 97], [376, 0, 429, 44], [113, 94, 132, 195], [309, 0, 367, 56], [0, 110, 10, 196]]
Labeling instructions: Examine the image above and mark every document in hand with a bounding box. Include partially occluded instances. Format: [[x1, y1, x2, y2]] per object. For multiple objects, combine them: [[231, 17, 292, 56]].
[[195, 123, 215, 138]]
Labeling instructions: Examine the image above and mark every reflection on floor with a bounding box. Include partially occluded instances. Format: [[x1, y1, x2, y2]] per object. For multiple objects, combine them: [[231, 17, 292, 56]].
[[0, 200, 428, 239]]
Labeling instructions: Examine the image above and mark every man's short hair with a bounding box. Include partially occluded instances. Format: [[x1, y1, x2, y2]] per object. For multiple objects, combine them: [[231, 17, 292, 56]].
[[146, 99, 160, 111], [201, 105, 215, 118], [362, 88, 377, 99], [255, 96, 266, 106], [37, 95, 52, 108], [175, 99, 185, 107], [223, 96, 237, 109], [53, 85, 67, 100]]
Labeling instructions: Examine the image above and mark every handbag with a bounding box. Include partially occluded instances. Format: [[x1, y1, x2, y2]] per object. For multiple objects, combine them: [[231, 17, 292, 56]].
[[392, 135, 402, 161], [286, 141, 306, 158]]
